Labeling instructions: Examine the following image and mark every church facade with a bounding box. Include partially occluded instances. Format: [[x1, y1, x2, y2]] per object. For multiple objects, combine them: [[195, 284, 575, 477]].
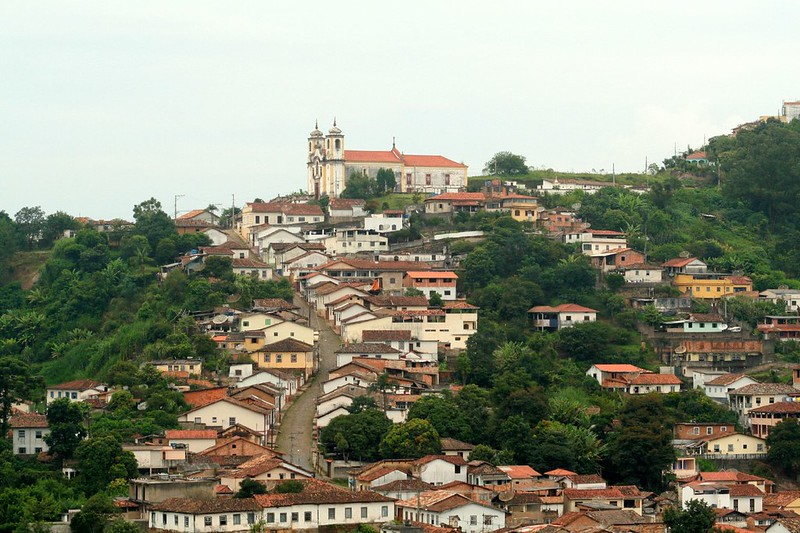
[[307, 121, 468, 198]]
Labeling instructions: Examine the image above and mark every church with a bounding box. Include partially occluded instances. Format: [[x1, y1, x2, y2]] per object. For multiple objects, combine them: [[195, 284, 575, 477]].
[[307, 120, 468, 198]]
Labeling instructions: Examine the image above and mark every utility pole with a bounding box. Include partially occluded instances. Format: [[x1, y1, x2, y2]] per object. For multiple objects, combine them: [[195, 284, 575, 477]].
[[612, 164, 616, 186], [174, 194, 184, 221], [230, 194, 236, 229]]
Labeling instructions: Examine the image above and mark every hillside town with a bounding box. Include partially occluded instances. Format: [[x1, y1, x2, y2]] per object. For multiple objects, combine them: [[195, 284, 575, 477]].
[[6, 107, 800, 533]]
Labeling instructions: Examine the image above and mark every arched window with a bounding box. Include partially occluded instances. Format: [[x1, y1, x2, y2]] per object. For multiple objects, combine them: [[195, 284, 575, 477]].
[[335, 139, 341, 150]]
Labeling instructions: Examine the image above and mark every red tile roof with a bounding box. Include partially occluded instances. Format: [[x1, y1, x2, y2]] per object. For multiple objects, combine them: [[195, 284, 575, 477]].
[[344, 150, 403, 164], [150, 498, 259, 513], [545, 468, 577, 476], [48, 379, 101, 391], [663, 257, 701, 268], [706, 373, 751, 386], [362, 330, 412, 341], [528, 304, 598, 313], [403, 154, 466, 168], [592, 364, 649, 373], [498, 465, 542, 479], [183, 387, 228, 408], [424, 192, 486, 202], [749, 401, 800, 414], [627, 373, 682, 385], [177, 209, 211, 220], [9, 413, 49, 428], [405, 271, 458, 279], [253, 478, 392, 506]]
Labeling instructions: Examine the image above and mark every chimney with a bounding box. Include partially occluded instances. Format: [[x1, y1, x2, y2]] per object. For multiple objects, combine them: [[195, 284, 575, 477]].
[[745, 516, 756, 530]]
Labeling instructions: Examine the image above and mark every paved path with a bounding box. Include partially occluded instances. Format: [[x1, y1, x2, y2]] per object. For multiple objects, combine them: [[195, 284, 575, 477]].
[[275, 295, 340, 473]]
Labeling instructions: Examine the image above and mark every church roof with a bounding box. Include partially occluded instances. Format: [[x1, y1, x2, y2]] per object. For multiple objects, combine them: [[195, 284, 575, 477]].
[[344, 148, 466, 168], [344, 150, 402, 164]]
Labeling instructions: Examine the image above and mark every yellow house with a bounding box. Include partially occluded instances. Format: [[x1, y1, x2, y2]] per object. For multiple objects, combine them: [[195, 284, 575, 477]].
[[673, 273, 753, 300], [704, 433, 767, 457], [253, 338, 315, 379], [149, 359, 203, 376]]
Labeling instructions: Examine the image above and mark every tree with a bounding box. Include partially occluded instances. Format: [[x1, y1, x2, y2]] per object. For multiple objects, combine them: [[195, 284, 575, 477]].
[[428, 292, 443, 307], [0, 356, 39, 438], [14, 206, 45, 248], [274, 480, 304, 493], [106, 519, 142, 533], [663, 499, 716, 533], [379, 419, 441, 459], [75, 435, 138, 494], [407, 394, 471, 442], [45, 398, 87, 463], [41, 211, 79, 246], [767, 419, 800, 477], [604, 395, 675, 491], [375, 168, 397, 193], [319, 409, 392, 462], [70, 493, 119, 533], [484, 151, 528, 176], [132, 198, 178, 251], [342, 172, 377, 199], [236, 478, 267, 498]]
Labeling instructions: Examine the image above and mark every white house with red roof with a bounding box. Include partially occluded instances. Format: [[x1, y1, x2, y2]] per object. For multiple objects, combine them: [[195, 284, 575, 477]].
[[586, 364, 649, 388], [424, 192, 487, 215], [411, 455, 468, 486], [307, 121, 467, 198], [164, 429, 218, 453], [528, 304, 597, 331], [586, 364, 681, 394], [46, 379, 107, 404], [9, 413, 50, 455], [403, 271, 458, 300], [565, 229, 628, 256]]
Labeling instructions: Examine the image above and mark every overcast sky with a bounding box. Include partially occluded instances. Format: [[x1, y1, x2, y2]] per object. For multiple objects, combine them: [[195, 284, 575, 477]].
[[2, 1, 799, 220]]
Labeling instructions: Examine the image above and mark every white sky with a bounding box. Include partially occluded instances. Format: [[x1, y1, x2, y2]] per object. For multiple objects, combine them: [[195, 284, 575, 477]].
[[2, 1, 799, 219]]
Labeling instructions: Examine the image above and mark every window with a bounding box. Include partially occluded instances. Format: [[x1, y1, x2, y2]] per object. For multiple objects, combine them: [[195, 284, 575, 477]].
[[728, 444, 734, 452], [185, 517, 190, 527], [255, 216, 260, 224], [361, 507, 368, 519], [484, 516, 493, 526], [266, 513, 275, 523], [233, 514, 241, 525], [455, 465, 461, 474], [204, 517, 212, 526], [174, 515, 178, 525], [722, 426, 728, 432], [707, 427, 713, 435], [194, 417, 202, 424], [445, 174, 451, 185], [34, 447, 42, 453], [304, 512, 312, 522], [229, 417, 236, 426], [35, 431, 42, 439], [425, 174, 432, 185], [692, 427, 700, 435], [211, 417, 217, 424], [381, 506, 389, 518], [345, 508, 352, 519], [328, 508, 336, 520], [243, 320, 250, 327], [279, 513, 287, 523], [470, 516, 478, 526], [264, 354, 271, 363], [291, 512, 298, 522], [18, 430, 25, 439], [247, 513, 255, 525], [291, 354, 297, 363], [276, 354, 283, 363], [219, 515, 227, 526]]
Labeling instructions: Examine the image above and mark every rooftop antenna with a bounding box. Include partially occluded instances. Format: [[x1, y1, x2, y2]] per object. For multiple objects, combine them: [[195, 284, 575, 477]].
[[392, 136, 396, 148], [173, 194, 184, 221]]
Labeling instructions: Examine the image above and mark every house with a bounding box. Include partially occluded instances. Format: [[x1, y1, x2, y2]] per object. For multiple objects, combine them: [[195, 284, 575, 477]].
[[663, 313, 728, 334], [625, 372, 682, 394], [539, 210, 588, 237], [412, 456, 468, 486], [149, 359, 203, 376], [768, 518, 800, 533], [178, 209, 221, 225], [728, 383, 798, 425], [467, 462, 511, 488], [403, 271, 458, 301], [663, 257, 708, 276], [197, 436, 281, 465], [201, 227, 229, 246], [372, 479, 435, 501], [496, 465, 542, 489], [322, 229, 389, 255], [703, 433, 768, 457], [315, 258, 434, 295], [440, 438, 475, 460], [46, 379, 107, 404], [674, 422, 737, 441], [424, 193, 487, 215], [178, 397, 274, 434], [329, 198, 368, 219], [586, 364, 649, 388], [759, 316, 800, 341], [364, 212, 406, 234], [759, 289, 800, 313], [307, 123, 467, 197], [394, 490, 505, 533], [237, 369, 302, 398], [673, 273, 754, 300], [551, 509, 653, 531], [589, 248, 646, 272], [335, 343, 403, 367], [183, 387, 228, 408], [749, 402, 800, 438], [253, 338, 315, 379], [244, 321, 316, 348], [123, 445, 187, 474], [617, 263, 664, 284], [254, 481, 393, 529], [703, 374, 759, 403], [562, 486, 646, 515], [362, 330, 438, 357], [8, 413, 50, 455], [232, 258, 273, 280], [164, 430, 218, 453], [219, 456, 314, 491], [568, 230, 627, 256], [686, 151, 709, 164], [130, 476, 218, 507], [528, 304, 597, 331], [240, 202, 324, 242], [148, 497, 261, 532], [679, 482, 764, 513]]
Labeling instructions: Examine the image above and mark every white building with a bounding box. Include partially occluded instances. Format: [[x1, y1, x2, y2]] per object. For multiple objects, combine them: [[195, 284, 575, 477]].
[[9, 413, 50, 455], [364, 212, 406, 234], [149, 498, 261, 532], [395, 491, 505, 533], [322, 229, 388, 255], [307, 121, 467, 198]]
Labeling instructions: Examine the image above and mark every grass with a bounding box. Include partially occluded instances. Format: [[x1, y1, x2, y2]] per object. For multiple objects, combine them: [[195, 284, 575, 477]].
[[6, 250, 50, 289], [370, 193, 418, 211]]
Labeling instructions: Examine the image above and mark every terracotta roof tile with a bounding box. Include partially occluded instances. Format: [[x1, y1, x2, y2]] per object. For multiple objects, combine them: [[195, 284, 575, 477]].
[[253, 478, 392, 506], [528, 303, 598, 313], [150, 497, 260, 513], [165, 430, 217, 440], [362, 330, 412, 341], [9, 413, 49, 428]]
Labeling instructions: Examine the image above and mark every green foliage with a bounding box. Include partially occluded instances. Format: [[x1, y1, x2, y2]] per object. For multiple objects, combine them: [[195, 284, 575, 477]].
[[274, 480, 304, 494], [557, 321, 636, 364], [766, 419, 800, 477], [236, 478, 267, 498], [604, 395, 675, 491], [484, 151, 529, 176], [319, 409, 392, 462], [75, 436, 138, 495], [105, 519, 141, 533], [379, 419, 441, 459], [375, 168, 397, 193], [0, 356, 40, 437], [407, 394, 472, 442], [663, 499, 716, 533], [605, 273, 625, 291], [468, 444, 514, 465], [70, 493, 119, 533], [342, 172, 378, 200], [45, 399, 88, 463]]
